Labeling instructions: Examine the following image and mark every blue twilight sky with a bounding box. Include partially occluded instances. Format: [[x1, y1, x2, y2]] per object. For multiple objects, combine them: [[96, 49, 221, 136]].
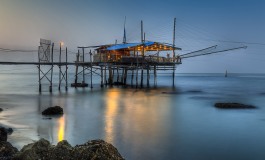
[[0, 0, 265, 73]]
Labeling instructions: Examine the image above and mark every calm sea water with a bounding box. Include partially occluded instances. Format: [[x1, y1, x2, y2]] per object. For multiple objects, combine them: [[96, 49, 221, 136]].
[[0, 71, 265, 160]]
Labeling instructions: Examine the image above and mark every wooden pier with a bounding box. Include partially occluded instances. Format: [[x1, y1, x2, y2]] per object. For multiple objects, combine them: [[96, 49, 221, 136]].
[[0, 18, 246, 92]]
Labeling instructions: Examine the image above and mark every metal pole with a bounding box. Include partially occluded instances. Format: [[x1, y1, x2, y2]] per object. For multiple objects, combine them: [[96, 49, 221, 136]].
[[141, 20, 143, 43], [140, 20, 144, 88], [172, 17, 176, 87]]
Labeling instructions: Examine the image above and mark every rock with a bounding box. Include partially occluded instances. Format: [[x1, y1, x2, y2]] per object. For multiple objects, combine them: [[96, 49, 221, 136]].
[[0, 127, 14, 142], [0, 127, 8, 142], [48, 140, 73, 160], [42, 117, 52, 120], [0, 108, 3, 112], [42, 106, 63, 115], [72, 139, 124, 160], [6, 128, 13, 135], [215, 103, 256, 109], [14, 138, 50, 160], [0, 141, 18, 159], [14, 138, 124, 160]]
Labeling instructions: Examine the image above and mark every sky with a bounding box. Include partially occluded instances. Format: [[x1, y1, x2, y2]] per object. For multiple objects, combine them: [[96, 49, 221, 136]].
[[0, 0, 265, 73]]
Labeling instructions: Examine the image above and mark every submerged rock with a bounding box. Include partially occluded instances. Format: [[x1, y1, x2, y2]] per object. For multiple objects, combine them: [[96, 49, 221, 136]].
[[0, 141, 18, 159], [14, 138, 124, 160], [42, 117, 52, 120], [42, 106, 63, 115], [215, 103, 256, 109]]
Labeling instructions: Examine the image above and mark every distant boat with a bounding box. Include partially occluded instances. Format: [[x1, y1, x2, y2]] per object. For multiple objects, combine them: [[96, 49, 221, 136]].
[[225, 70, 228, 77]]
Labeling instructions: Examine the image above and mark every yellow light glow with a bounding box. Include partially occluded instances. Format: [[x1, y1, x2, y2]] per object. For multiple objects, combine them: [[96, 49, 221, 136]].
[[105, 90, 119, 143], [58, 116, 65, 141], [60, 42, 64, 46]]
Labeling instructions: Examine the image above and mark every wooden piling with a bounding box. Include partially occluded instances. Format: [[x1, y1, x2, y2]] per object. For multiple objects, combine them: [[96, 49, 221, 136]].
[[100, 66, 103, 87], [59, 43, 62, 91], [154, 65, 157, 87], [136, 52, 139, 88], [38, 46, 41, 92], [74, 50, 79, 88], [121, 68, 125, 84], [82, 48, 85, 85], [131, 68, 134, 86], [147, 65, 150, 88], [109, 67, 113, 85], [89, 50, 93, 88], [65, 47, 68, 91], [124, 68, 127, 85], [104, 66, 107, 85], [117, 67, 120, 83], [140, 68, 144, 88], [50, 43, 54, 92]]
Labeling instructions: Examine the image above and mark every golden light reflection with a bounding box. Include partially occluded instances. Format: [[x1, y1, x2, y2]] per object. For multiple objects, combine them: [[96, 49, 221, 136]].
[[57, 116, 65, 142], [105, 90, 119, 143]]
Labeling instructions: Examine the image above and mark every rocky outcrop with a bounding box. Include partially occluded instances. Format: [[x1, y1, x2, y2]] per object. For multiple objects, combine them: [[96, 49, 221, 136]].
[[0, 141, 18, 159], [14, 138, 124, 160], [71, 139, 124, 160], [42, 106, 63, 115], [0, 127, 13, 142], [215, 103, 256, 109], [1, 124, 124, 160], [0, 127, 8, 142]]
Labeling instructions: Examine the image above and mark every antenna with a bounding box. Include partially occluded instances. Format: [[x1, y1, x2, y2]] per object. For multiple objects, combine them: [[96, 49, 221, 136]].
[[123, 16, 127, 44], [141, 20, 143, 43]]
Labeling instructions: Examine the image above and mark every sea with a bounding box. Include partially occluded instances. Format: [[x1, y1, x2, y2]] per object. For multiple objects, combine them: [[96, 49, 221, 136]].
[[0, 70, 265, 160]]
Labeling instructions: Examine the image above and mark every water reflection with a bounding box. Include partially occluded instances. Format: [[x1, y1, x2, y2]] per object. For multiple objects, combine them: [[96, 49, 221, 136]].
[[104, 89, 119, 143], [57, 116, 65, 141], [103, 88, 174, 159]]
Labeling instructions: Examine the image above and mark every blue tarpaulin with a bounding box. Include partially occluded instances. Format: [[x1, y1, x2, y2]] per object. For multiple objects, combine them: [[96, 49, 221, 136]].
[[106, 41, 155, 50]]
